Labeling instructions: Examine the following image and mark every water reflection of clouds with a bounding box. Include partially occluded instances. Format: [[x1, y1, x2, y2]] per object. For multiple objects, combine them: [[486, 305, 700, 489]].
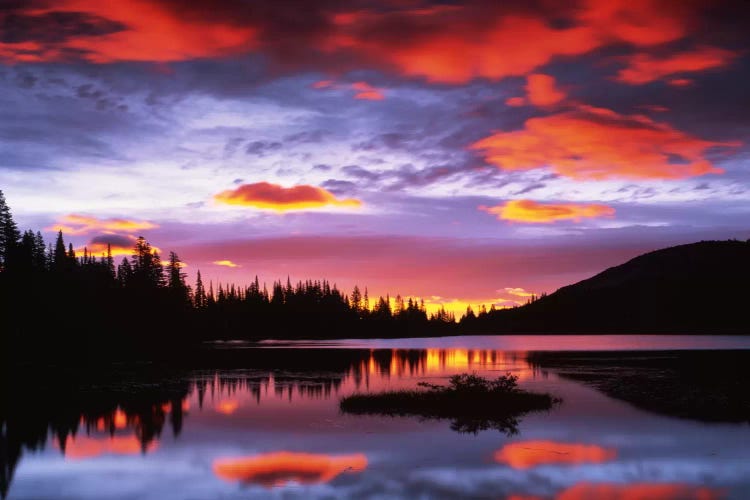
[[213, 452, 368, 487], [381, 467, 726, 500], [495, 441, 617, 469]]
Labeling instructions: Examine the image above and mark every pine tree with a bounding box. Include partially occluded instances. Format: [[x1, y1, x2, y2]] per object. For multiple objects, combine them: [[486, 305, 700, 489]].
[[194, 270, 206, 308], [350, 285, 362, 312], [166, 251, 189, 302], [105, 244, 115, 279], [53, 230, 67, 271], [0, 189, 20, 270], [117, 257, 132, 287], [34, 231, 46, 269]]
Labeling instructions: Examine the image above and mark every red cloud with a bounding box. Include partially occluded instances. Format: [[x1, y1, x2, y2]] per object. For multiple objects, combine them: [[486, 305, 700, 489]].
[[1, 0, 698, 85], [0, 0, 256, 63], [526, 74, 566, 107], [213, 452, 368, 487], [351, 81, 384, 100], [616, 46, 738, 85], [312, 80, 385, 100], [47, 214, 158, 235], [471, 105, 739, 180], [214, 182, 362, 211], [482, 200, 615, 223], [668, 78, 694, 87], [556, 483, 722, 500], [324, 0, 690, 83], [505, 96, 526, 107], [494, 441, 617, 469]]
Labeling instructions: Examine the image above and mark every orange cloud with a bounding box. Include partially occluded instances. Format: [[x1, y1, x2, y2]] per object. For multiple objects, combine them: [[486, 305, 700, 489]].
[[312, 80, 335, 89], [494, 441, 617, 469], [214, 260, 239, 268], [58, 435, 156, 460], [214, 182, 362, 212], [48, 214, 158, 235], [482, 200, 615, 224], [556, 483, 722, 500], [0, 0, 256, 63], [471, 105, 739, 180], [213, 452, 368, 487], [616, 47, 737, 85], [526, 74, 566, 107], [351, 81, 384, 100], [76, 234, 161, 258], [506, 96, 526, 107]]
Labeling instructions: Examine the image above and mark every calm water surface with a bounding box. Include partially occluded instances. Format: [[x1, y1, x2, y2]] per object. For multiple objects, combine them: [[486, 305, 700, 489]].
[[5, 335, 750, 499]]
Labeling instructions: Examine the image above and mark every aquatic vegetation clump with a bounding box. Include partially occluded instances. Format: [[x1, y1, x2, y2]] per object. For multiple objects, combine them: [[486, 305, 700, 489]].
[[340, 373, 560, 434]]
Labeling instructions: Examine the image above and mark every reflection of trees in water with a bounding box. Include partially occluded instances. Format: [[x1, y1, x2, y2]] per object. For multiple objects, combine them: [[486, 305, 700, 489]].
[[1, 347, 524, 498], [0, 375, 190, 500]]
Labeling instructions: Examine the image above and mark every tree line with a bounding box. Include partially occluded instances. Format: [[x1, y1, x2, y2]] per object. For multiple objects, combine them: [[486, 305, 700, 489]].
[[0, 190, 461, 362]]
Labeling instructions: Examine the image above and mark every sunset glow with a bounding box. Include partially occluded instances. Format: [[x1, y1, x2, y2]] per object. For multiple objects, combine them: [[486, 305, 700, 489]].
[[1, 0, 748, 322]]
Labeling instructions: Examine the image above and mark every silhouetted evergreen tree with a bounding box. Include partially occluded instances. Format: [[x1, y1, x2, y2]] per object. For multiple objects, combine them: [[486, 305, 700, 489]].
[[194, 270, 206, 308], [166, 251, 190, 305], [0, 190, 20, 271]]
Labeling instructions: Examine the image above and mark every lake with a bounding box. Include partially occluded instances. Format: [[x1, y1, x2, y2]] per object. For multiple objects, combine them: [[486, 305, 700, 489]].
[[3, 335, 750, 499]]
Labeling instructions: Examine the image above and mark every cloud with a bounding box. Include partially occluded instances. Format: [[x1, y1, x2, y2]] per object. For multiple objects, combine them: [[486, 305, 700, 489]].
[[47, 214, 158, 235], [312, 80, 385, 100], [76, 233, 161, 258], [245, 140, 282, 156], [525, 74, 566, 107], [213, 259, 239, 268], [214, 182, 362, 211], [502, 287, 534, 298], [494, 441, 617, 469], [323, 0, 690, 83], [212, 452, 368, 487], [1, 0, 704, 86], [471, 105, 740, 180], [505, 96, 526, 107], [616, 47, 738, 85], [668, 78, 694, 88], [0, 0, 256, 63], [481, 200, 615, 223], [351, 81, 384, 100]]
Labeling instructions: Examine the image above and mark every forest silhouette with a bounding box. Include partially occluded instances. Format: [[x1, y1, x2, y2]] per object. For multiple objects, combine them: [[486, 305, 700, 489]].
[[1, 189, 749, 366]]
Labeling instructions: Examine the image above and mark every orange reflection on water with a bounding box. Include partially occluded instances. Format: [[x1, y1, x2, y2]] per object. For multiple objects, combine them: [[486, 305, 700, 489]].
[[59, 435, 156, 459], [556, 483, 722, 500], [217, 400, 240, 415], [213, 451, 368, 487], [94, 408, 129, 432], [495, 441, 617, 469], [353, 349, 528, 380]]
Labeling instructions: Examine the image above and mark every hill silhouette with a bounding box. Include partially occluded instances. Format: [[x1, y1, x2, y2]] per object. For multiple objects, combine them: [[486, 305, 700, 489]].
[[464, 240, 750, 334]]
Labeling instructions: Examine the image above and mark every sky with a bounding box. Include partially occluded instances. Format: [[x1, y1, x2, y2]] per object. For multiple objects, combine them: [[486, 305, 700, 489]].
[[1, 0, 749, 314]]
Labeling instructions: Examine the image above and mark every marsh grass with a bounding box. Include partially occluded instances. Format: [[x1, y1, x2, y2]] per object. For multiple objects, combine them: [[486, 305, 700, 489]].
[[340, 373, 560, 434]]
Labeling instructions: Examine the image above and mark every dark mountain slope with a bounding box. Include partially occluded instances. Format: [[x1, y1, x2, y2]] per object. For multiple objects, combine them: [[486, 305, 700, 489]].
[[466, 240, 750, 334]]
